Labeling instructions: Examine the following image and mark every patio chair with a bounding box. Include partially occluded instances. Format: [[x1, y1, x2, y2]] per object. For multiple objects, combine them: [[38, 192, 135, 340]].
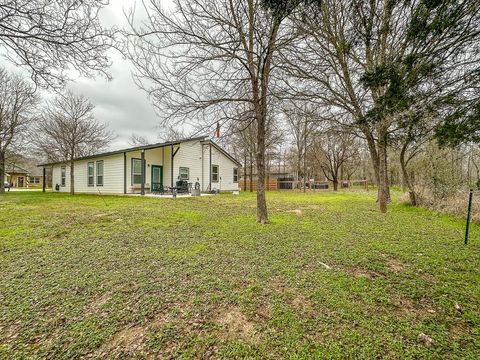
[[176, 180, 189, 194], [151, 182, 164, 194]]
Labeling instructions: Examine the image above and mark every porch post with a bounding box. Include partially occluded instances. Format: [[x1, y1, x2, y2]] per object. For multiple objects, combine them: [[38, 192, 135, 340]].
[[141, 149, 145, 195], [171, 144, 174, 187], [42, 167, 46, 192], [170, 145, 180, 188]]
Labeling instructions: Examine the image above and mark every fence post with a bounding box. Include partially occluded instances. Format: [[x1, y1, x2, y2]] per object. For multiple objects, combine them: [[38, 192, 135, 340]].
[[465, 189, 473, 245]]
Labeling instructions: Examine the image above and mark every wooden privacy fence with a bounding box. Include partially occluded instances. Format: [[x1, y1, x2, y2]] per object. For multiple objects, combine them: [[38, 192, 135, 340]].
[[240, 179, 278, 190], [240, 179, 368, 191]]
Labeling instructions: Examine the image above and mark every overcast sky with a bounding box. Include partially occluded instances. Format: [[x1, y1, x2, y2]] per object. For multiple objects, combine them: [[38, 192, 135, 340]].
[[69, 0, 163, 149], [1, 0, 174, 150]]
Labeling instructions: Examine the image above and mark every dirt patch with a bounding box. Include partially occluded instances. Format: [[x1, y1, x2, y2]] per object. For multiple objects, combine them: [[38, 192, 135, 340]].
[[287, 209, 303, 216], [391, 297, 436, 317], [379, 253, 406, 273], [393, 298, 417, 315], [387, 258, 405, 273], [215, 307, 259, 343], [97, 325, 145, 356], [0, 324, 19, 341], [449, 320, 471, 338], [254, 304, 271, 322], [89, 293, 111, 313], [291, 294, 312, 312], [351, 267, 381, 280], [94, 213, 110, 218]]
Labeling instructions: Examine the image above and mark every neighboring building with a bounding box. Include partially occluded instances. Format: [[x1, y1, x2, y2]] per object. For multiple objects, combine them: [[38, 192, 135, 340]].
[[39, 137, 241, 194], [240, 166, 295, 190], [4, 164, 28, 188], [4, 158, 52, 189]]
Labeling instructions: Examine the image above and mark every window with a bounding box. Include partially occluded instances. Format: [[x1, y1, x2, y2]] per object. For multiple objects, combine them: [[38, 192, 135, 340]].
[[233, 168, 238, 183], [132, 158, 143, 184], [29, 176, 40, 184], [96, 161, 104, 186], [212, 164, 219, 182], [87, 162, 94, 186], [61, 166, 66, 187], [179, 167, 189, 180]]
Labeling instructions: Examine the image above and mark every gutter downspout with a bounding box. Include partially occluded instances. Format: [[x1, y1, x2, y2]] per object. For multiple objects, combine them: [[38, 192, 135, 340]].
[[209, 143, 212, 191], [141, 149, 145, 195], [201, 144, 204, 192], [171, 145, 174, 187]]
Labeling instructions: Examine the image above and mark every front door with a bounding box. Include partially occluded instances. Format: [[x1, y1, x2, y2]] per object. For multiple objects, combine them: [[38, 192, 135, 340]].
[[18, 176, 24, 188], [151, 165, 163, 191]]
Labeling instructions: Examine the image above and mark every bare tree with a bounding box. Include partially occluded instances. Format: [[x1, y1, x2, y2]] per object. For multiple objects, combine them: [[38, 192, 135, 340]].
[[282, 0, 480, 212], [312, 129, 358, 191], [36, 92, 114, 195], [129, 133, 151, 146], [125, 0, 298, 223], [283, 104, 317, 191], [157, 126, 187, 142], [0, 68, 38, 193], [0, 0, 113, 89]]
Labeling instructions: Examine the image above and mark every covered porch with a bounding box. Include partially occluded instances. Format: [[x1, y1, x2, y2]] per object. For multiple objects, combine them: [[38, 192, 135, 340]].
[[122, 140, 206, 195]]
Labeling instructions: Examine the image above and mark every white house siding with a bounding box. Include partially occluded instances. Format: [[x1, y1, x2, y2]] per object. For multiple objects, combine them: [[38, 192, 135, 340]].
[[50, 139, 239, 194], [126, 147, 171, 192], [171, 140, 203, 187], [52, 153, 124, 193], [201, 143, 239, 191], [124, 141, 199, 192]]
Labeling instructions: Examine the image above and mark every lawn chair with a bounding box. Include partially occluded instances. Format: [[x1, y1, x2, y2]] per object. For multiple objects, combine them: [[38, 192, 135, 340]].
[[176, 180, 189, 194], [151, 182, 164, 194]]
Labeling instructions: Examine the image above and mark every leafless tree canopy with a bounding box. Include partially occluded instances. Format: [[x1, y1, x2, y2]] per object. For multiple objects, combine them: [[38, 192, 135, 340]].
[[125, 0, 297, 223], [279, 0, 480, 212], [128, 133, 151, 147], [37, 91, 114, 194], [0, 68, 39, 192], [0, 0, 113, 89], [312, 129, 359, 191]]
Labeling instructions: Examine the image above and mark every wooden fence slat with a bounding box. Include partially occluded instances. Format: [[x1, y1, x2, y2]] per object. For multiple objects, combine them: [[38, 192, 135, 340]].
[[240, 179, 277, 190]]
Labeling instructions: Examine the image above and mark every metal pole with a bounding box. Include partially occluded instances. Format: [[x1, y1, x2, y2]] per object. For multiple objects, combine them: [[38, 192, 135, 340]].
[[465, 189, 473, 245], [123, 152, 127, 194]]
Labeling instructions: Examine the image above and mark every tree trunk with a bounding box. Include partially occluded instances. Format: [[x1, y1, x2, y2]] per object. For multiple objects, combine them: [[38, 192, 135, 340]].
[[0, 151, 5, 193], [249, 152, 253, 192], [333, 179, 338, 191], [363, 129, 380, 190], [69, 159, 75, 195], [303, 129, 307, 193], [243, 151, 247, 192], [377, 135, 389, 213], [256, 116, 268, 224], [400, 141, 417, 206]]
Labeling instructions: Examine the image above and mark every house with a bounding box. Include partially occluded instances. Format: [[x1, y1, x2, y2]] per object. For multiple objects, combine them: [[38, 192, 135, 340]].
[[4, 157, 52, 189], [39, 136, 241, 194], [4, 164, 28, 188]]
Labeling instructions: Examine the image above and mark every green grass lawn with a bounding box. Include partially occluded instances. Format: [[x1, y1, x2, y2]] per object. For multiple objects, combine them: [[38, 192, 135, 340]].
[[0, 191, 479, 359]]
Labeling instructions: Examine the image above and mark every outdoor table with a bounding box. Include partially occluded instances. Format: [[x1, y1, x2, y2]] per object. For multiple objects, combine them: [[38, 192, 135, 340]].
[[168, 187, 177, 197]]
